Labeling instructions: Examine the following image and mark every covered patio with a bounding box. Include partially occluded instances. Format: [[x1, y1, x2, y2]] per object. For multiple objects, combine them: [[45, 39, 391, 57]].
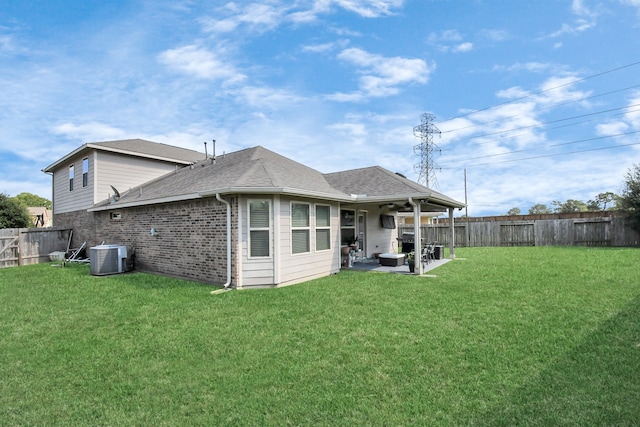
[[346, 256, 452, 275]]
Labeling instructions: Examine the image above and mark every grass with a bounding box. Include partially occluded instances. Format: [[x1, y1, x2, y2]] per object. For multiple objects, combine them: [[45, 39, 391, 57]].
[[1, 246, 639, 426]]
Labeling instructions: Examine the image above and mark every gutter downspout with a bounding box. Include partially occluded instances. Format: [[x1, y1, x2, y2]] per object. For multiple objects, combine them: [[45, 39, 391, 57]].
[[407, 197, 421, 275], [214, 193, 232, 290]]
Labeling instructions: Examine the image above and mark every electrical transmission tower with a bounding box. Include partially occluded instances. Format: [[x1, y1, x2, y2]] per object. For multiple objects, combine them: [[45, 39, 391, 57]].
[[413, 113, 441, 188]]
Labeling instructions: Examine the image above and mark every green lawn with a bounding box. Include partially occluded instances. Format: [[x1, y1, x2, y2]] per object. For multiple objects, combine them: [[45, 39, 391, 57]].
[[1, 247, 639, 426]]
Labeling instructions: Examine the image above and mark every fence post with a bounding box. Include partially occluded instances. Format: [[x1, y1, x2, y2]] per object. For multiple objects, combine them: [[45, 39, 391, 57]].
[[18, 229, 23, 266], [449, 208, 455, 258]]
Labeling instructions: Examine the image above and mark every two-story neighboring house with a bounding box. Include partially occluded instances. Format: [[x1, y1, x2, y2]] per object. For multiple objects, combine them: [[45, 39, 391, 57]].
[[43, 139, 205, 243], [44, 139, 464, 288]]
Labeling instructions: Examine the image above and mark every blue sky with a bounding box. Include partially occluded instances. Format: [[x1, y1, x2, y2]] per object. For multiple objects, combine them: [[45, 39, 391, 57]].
[[2, 0, 640, 216]]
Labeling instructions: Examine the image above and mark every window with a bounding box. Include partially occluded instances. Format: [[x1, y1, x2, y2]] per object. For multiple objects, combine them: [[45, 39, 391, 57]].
[[340, 209, 356, 245], [69, 165, 74, 191], [291, 203, 310, 254], [316, 205, 331, 251], [249, 200, 271, 257], [82, 158, 88, 187]]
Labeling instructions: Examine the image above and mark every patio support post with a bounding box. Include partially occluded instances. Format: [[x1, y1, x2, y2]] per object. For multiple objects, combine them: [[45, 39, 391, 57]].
[[408, 197, 421, 274], [448, 207, 455, 259]]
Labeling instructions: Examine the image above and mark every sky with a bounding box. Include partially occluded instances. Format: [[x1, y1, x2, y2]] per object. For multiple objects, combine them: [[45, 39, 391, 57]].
[[2, 0, 640, 217]]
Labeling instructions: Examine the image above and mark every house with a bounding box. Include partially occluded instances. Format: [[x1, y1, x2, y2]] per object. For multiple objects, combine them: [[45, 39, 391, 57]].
[[27, 207, 53, 227], [44, 139, 464, 288], [43, 138, 205, 244]]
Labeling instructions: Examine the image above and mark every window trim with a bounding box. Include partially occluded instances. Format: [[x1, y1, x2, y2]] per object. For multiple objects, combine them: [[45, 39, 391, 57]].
[[340, 209, 356, 245], [69, 164, 74, 191], [291, 202, 311, 255], [82, 157, 89, 188], [248, 199, 272, 259], [315, 204, 332, 252]]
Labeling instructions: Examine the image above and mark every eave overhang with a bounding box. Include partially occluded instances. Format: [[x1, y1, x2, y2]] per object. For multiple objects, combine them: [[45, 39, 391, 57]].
[[87, 188, 464, 213], [43, 143, 197, 173]]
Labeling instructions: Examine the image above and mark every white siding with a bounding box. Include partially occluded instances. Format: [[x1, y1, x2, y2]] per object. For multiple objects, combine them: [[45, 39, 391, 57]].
[[238, 196, 275, 288], [51, 154, 95, 214], [94, 151, 182, 204], [367, 210, 398, 256], [277, 196, 341, 287], [237, 195, 341, 288], [51, 149, 191, 214], [355, 204, 399, 255]]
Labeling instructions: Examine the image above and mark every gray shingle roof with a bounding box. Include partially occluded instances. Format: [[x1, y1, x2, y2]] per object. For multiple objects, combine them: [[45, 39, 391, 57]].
[[91, 139, 204, 163], [91, 145, 464, 210], [43, 138, 204, 172], [103, 146, 347, 206], [324, 166, 465, 209]]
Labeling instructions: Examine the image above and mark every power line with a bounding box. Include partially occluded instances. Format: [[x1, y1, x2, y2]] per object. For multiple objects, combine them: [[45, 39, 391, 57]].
[[448, 104, 640, 146], [444, 140, 640, 169], [436, 60, 640, 126], [448, 129, 640, 162], [440, 82, 640, 135]]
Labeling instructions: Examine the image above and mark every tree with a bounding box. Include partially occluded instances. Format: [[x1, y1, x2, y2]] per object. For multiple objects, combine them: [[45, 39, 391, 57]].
[[529, 204, 551, 215], [551, 199, 588, 213], [586, 192, 619, 211], [0, 193, 31, 228], [507, 207, 521, 215], [620, 164, 640, 231], [13, 192, 52, 210]]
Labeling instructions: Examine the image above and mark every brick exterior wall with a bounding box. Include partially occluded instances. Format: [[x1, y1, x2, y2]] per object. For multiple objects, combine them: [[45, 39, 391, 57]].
[[54, 210, 99, 250], [53, 197, 238, 286]]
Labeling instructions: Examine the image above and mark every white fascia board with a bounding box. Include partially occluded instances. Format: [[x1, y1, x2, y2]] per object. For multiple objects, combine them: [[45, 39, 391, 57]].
[[43, 144, 195, 173], [85, 144, 197, 165], [199, 187, 353, 202], [42, 144, 89, 172], [349, 193, 465, 209]]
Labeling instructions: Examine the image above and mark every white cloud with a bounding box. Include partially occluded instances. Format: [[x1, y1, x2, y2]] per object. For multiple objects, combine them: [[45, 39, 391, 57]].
[[232, 85, 307, 109], [427, 29, 473, 53], [332, 0, 404, 17], [623, 91, 640, 128], [301, 39, 349, 53], [52, 122, 128, 142], [452, 42, 473, 53], [329, 47, 433, 100], [200, 0, 404, 34], [158, 45, 246, 83], [494, 62, 555, 73], [596, 121, 629, 136], [546, 0, 598, 38], [480, 29, 509, 42], [430, 29, 463, 42], [533, 75, 592, 106]]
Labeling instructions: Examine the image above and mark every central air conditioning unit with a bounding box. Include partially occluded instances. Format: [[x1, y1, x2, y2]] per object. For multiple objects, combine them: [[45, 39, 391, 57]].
[[90, 245, 128, 276]]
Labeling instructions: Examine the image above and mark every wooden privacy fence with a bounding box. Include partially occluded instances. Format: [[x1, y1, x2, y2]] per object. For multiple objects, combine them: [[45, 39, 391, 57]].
[[399, 215, 639, 248], [0, 228, 72, 268]]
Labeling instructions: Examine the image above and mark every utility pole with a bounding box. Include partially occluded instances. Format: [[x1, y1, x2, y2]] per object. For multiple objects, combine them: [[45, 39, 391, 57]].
[[413, 113, 441, 188]]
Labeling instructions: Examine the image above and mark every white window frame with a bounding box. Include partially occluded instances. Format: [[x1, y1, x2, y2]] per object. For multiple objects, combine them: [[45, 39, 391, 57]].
[[248, 199, 272, 258], [291, 202, 310, 255], [315, 204, 331, 252], [69, 164, 74, 191], [82, 157, 89, 188]]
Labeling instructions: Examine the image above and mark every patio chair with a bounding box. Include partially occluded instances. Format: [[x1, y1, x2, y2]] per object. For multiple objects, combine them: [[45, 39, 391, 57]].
[[421, 243, 435, 268]]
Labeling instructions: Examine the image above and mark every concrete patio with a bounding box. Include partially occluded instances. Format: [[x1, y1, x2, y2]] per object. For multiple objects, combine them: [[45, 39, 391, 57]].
[[346, 256, 452, 275]]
